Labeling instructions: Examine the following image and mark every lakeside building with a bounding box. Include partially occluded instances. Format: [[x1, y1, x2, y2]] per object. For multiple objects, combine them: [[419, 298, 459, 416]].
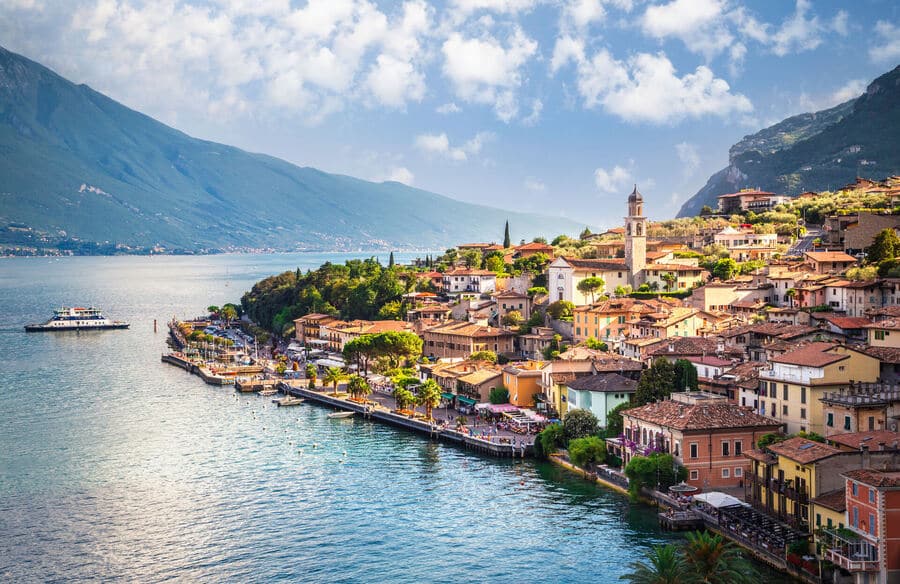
[[756, 343, 881, 434], [717, 189, 793, 214], [615, 391, 781, 490], [565, 372, 636, 428], [319, 319, 416, 352], [823, 468, 900, 584], [502, 362, 544, 407], [421, 321, 515, 360], [821, 383, 900, 437], [293, 313, 338, 347]]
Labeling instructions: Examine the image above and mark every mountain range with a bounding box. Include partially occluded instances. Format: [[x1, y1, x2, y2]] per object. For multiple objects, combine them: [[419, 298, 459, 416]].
[[0, 46, 579, 252], [678, 65, 900, 217]]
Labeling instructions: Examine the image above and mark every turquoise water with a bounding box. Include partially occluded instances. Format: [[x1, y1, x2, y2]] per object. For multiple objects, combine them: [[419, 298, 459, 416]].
[[0, 254, 678, 582]]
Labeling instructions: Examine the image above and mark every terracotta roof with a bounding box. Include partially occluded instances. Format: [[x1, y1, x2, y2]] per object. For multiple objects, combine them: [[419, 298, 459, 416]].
[[811, 488, 846, 513], [843, 469, 900, 488], [868, 306, 900, 318], [646, 337, 741, 358], [864, 318, 900, 330], [457, 369, 502, 385], [718, 190, 777, 198], [423, 321, 515, 338], [828, 431, 900, 450], [592, 357, 644, 372], [768, 437, 841, 464], [814, 315, 874, 329], [769, 342, 849, 367], [514, 242, 554, 252], [444, 268, 496, 276], [645, 263, 703, 272], [687, 355, 733, 367], [862, 346, 900, 364], [744, 449, 776, 463], [566, 372, 637, 393], [623, 399, 780, 431], [804, 251, 858, 263], [494, 289, 528, 298]]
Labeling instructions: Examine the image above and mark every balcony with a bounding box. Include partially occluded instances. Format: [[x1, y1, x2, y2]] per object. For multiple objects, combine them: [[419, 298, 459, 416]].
[[822, 529, 879, 573]]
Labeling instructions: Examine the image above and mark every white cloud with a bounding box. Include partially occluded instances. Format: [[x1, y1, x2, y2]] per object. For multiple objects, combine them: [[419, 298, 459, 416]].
[[441, 27, 538, 122], [675, 142, 700, 177], [364, 53, 426, 107], [798, 78, 866, 112], [436, 102, 462, 114], [524, 177, 546, 191], [594, 164, 632, 193], [641, 0, 733, 60], [560, 0, 605, 32], [414, 131, 493, 162], [555, 47, 752, 124], [870, 21, 900, 64], [384, 166, 415, 185], [449, 0, 536, 17], [521, 98, 543, 126]]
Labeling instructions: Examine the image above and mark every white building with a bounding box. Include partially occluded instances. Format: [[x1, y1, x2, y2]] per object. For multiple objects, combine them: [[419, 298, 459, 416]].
[[442, 269, 497, 294]]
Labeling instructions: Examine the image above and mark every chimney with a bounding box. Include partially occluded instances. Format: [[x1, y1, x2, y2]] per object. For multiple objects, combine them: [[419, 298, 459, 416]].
[[668, 341, 675, 353]]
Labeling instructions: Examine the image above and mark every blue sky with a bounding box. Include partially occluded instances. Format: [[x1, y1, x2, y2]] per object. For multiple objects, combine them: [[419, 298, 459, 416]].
[[2, 0, 898, 230]]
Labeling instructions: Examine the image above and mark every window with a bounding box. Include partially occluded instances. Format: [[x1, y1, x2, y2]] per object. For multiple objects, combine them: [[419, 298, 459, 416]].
[[875, 330, 886, 341], [869, 490, 875, 504], [690, 470, 699, 480], [734, 441, 742, 456], [782, 405, 788, 416], [801, 408, 806, 420], [690, 443, 698, 459], [870, 514, 876, 535], [783, 384, 789, 400], [827, 413, 834, 427], [853, 507, 859, 528], [801, 387, 807, 404], [772, 403, 777, 417], [852, 482, 858, 497], [869, 417, 875, 431], [734, 467, 743, 477], [844, 416, 852, 431], [759, 381, 767, 394], [826, 518, 833, 528], [816, 514, 821, 527], [722, 468, 730, 478], [721, 441, 730, 456]]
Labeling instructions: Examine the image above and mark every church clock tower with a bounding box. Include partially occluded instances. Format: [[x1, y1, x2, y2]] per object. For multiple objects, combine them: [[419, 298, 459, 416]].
[[624, 185, 647, 286]]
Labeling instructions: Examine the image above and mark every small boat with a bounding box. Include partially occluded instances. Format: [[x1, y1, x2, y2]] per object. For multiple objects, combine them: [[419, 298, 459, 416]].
[[275, 396, 305, 407], [327, 411, 355, 419], [258, 388, 278, 397]]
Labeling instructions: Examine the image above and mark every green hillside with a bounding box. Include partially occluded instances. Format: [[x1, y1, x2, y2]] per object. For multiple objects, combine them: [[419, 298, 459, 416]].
[[678, 65, 900, 217], [0, 46, 579, 252]]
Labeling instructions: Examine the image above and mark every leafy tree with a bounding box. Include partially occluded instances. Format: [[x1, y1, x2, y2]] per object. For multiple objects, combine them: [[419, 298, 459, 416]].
[[584, 337, 608, 351], [606, 401, 631, 437], [347, 374, 372, 400], [207, 305, 220, 319], [568, 436, 607, 467], [700, 204, 714, 216], [682, 531, 757, 584], [527, 286, 548, 297], [563, 408, 599, 442], [501, 309, 524, 327], [625, 453, 685, 496], [756, 432, 787, 449], [416, 379, 442, 419], [323, 367, 348, 396], [580, 227, 593, 239], [462, 249, 483, 269], [868, 228, 899, 263], [577, 276, 606, 303], [614, 284, 633, 297], [673, 359, 698, 392], [712, 258, 738, 281], [635, 358, 677, 405], [534, 423, 565, 458], [489, 386, 510, 404], [621, 544, 689, 584], [469, 350, 498, 364], [542, 334, 565, 360], [547, 300, 575, 321], [392, 387, 416, 412], [376, 300, 403, 320], [846, 266, 879, 281], [484, 253, 506, 274], [503, 221, 511, 248], [796, 430, 825, 443]]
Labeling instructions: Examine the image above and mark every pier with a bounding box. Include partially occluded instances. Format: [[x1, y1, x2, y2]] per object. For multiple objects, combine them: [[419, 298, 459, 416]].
[[278, 381, 532, 458]]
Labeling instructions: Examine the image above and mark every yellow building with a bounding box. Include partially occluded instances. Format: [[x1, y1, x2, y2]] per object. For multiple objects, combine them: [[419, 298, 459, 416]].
[[756, 343, 881, 434], [744, 437, 846, 531], [865, 318, 900, 348], [502, 362, 543, 407]]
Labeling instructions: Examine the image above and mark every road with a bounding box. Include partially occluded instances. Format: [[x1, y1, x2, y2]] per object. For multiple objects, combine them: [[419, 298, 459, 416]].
[[787, 227, 820, 256]]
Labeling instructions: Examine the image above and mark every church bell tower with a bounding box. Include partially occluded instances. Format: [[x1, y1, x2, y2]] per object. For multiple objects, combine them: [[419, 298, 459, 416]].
[[624, 185, 647, 286]]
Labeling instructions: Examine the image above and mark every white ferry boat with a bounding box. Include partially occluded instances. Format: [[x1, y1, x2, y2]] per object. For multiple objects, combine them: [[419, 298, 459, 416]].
[[24, 307, 130, 332]]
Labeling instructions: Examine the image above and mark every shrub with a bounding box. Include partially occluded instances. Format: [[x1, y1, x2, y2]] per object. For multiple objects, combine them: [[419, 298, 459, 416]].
[[569, 436, 607, 468], [563, 409, 599, 442], [489, 386, 510, 404]]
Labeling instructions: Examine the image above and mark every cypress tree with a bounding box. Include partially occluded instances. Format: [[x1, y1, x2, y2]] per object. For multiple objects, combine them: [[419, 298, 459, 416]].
[[388, 251, 395, 268], [503, 220, 511, 248]]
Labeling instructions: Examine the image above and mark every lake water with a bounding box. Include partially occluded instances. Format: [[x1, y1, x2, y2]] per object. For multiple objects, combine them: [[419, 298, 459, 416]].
[[0, 253, 680, 582]]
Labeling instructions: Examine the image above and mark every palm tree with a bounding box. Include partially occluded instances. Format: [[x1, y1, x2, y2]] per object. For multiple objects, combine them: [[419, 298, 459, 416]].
[[682, 531, 757, 584], [305, 363, 317, 386], [417, 379, 442, 419], [206, 305, 220, 319], [392, 387, 415, 413], [323, 366, 348, 396], [621, 544, 689, 584], [784, 287, 797, 308], [220, 305, 237, 327], [347, 374, 372, 402]]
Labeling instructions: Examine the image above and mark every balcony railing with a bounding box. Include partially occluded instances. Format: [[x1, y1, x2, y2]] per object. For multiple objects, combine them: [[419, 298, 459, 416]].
[[822, 529, 879, 573]]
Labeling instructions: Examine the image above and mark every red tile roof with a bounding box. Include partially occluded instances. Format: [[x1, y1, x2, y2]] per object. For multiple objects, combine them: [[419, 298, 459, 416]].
[[804, 251, 858, 263], [768, 342, 849, 367], [623, 399, 780, 431], [862, 346, 900, 364], [811, 488, 846, 512], [768, 437, 841, 464], [844, 469, 900, 488], [828, 431, 900, 450]]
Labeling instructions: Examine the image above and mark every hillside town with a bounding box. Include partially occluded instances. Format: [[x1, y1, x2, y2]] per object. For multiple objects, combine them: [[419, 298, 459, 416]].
[[246, 176, 900, 584]]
